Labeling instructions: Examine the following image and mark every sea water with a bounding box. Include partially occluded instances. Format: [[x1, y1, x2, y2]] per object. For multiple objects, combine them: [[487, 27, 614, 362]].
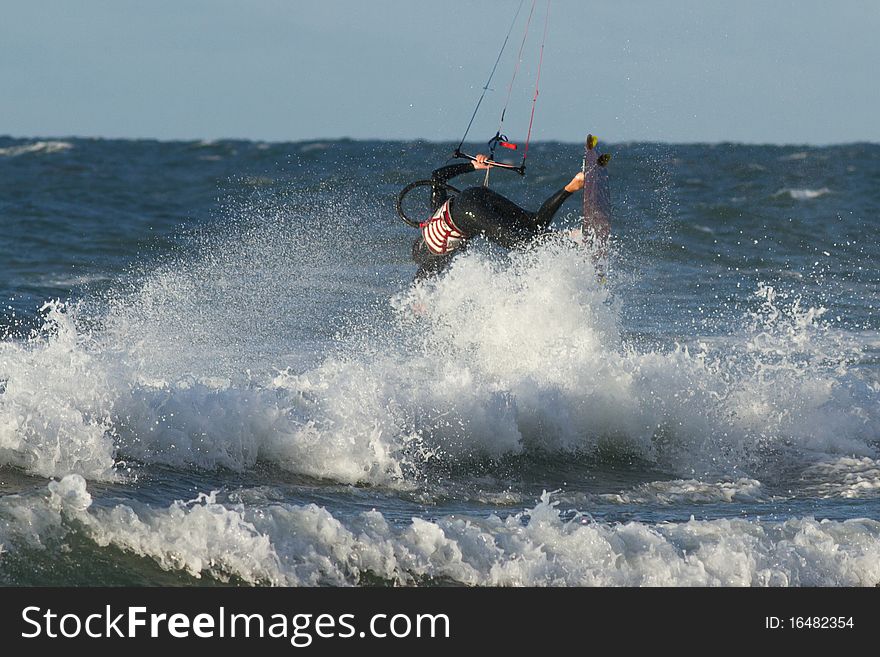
[[1, 137, 878, 586]]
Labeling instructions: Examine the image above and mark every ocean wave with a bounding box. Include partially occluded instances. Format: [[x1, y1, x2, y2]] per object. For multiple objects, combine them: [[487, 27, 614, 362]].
[[0, 302, 117, 480], [1, 234, 878, 484], [773, 187, 831, 200], [778, 151, 810, 161], [599, 478, 767, 505], [2, 477, 879, 586], [36, 273, 113, 289], [299, 142, 331, 153], [0, 140, 73, 157], [799, 457, 880, 499]]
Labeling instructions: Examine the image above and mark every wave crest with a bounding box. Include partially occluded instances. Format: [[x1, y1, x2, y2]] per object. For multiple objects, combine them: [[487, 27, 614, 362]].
[[3, 478, 879, 586], [0, 141, 73, 157]]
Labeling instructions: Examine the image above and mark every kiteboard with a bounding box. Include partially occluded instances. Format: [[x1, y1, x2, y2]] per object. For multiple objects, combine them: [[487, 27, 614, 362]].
[[582, 134, 611, 250]]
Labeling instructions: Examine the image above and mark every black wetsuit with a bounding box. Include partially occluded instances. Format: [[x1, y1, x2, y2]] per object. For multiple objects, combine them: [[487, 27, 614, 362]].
[[412, 162, 574, 279]]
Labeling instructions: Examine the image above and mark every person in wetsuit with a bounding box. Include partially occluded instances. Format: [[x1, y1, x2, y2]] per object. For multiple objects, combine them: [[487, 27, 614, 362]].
[[412, 154, 586, 279]]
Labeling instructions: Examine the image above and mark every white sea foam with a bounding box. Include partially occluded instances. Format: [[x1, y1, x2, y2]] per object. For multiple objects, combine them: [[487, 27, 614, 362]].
[[2, 476, 879, 586], [0, 230, 878, 484], [390, 255, 877, 471], [0, 302, 117, 479], [299, 142, 331, 153], [599, 478, 767, 505], [37, 273, 113, 289], [0, 140, 73, 157], [799, 457, 880, 499], [773, 187, 831, 200], [778, 151, 809, 161]]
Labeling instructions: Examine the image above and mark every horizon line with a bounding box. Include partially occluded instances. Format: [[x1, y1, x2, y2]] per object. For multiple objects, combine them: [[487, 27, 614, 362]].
[[2, 133, 878, 149]]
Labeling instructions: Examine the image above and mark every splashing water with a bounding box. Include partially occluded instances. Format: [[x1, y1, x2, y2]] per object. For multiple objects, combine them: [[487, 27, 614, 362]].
[[1, 139, 878, 586], [2, 476, 879, 586], [1, 231, 875, 486]]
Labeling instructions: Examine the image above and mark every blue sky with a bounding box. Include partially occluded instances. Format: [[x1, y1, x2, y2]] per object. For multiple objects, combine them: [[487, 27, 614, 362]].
[[1, 0, 877, 144]]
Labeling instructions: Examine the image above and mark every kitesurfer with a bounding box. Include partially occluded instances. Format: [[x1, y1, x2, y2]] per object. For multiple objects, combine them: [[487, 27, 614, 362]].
[[412, 154, 585, 280]]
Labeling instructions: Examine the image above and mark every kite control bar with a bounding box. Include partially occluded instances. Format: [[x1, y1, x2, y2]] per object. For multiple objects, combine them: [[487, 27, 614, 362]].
[[453, 131, 526, 175], [452, 149, 526, 176]]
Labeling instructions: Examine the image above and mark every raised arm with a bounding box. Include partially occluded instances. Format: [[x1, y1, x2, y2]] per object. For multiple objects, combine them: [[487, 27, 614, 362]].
[[429, 154, 494, 211], [429, 162, 474, 211]]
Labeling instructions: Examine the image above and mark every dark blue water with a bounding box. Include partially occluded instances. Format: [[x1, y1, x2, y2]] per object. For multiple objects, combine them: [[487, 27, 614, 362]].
[[1, 136, 878, 586]]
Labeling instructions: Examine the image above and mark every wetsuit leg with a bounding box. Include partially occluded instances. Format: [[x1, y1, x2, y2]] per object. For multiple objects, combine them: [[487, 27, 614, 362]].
[[452, 186, 572, 249], [534, 187, 574, 230], [452, 187, 537, 248], [451, 187, 533, 248]]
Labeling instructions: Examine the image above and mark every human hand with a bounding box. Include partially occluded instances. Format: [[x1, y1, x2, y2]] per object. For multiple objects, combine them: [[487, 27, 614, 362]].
[[472, 153, 493, 170]]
